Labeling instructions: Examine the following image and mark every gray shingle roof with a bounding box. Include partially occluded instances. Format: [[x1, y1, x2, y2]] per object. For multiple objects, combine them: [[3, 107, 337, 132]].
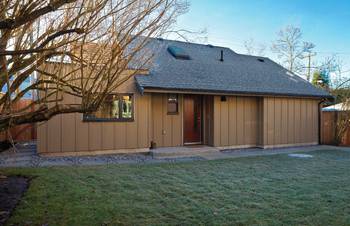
[[135, 38, 332, 99]]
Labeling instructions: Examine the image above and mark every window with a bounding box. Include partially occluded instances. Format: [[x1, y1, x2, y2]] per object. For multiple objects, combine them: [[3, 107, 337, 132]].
[[167, 46, 191, 60], [121, 95, 133, 119], [84, 94, 134, 122], [167, 94, 178, 114]]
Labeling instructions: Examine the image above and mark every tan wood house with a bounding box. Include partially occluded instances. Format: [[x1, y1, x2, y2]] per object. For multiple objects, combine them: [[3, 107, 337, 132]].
[[37, 38, 332, 156]]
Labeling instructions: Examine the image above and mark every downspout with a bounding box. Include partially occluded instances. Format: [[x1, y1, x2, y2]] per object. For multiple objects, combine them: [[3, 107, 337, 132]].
[[318, 98, 330, 145], [318, 99, 324, 145]]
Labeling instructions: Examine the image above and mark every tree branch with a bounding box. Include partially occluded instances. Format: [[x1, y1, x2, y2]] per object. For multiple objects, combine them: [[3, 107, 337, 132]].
[[0, 28, 84, 56], [0, 0, 78, 29], [0, 104, 84, 131]]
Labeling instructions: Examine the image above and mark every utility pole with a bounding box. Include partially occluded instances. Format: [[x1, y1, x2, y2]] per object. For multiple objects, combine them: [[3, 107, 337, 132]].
[[303, 52, 317, 81]]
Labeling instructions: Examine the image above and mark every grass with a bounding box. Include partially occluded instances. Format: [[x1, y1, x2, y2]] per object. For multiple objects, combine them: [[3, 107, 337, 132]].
[[2, 149, 350, 225]]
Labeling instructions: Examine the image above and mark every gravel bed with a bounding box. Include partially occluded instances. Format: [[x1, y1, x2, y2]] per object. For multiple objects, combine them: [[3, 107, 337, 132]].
[[2, 142, 340, 168], [1, 151, 204, 168]]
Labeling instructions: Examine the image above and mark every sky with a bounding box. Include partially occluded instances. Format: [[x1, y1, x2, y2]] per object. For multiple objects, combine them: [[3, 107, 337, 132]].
[[171, 0, 350, 80]]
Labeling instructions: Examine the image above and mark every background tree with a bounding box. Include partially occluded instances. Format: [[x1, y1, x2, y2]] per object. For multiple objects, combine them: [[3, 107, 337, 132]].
[[0, 0, 188, 131], [331, 87, 350, 145], [244, 38, 266, 56], [324, 60, 350, 145], [271, 25, 315, 74], [311, 55, 342, 90]]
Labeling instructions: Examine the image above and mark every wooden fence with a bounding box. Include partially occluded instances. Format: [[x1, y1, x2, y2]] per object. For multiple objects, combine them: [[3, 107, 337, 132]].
[[0, 99, 36, 142], [321, 111, 350, 146]]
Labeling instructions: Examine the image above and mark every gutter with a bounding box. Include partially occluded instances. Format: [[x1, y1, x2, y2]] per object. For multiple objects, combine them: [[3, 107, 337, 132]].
[[141, 86, 334, 100], [134, 77, 145, 95], [318, 98, 328, 145]]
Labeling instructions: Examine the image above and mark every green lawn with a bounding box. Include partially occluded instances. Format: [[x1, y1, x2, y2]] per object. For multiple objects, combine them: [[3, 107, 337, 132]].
[[2, 149, 350, 225]]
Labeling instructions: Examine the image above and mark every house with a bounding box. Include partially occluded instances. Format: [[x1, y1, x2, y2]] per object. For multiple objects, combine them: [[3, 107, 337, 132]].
[[37, 38, 332, 156], [323, 102, 350, 111]]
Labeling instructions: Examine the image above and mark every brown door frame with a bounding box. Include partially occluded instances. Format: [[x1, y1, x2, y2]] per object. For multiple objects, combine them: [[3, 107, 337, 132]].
[[183, 94, 203, 145]]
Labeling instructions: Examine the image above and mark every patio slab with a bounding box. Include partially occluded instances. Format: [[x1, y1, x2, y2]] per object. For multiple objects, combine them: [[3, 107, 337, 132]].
[[150, 145, 220, 159]]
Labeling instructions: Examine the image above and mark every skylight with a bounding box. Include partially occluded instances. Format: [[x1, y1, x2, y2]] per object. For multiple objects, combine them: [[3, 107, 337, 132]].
[[167, 45, 190, 60]]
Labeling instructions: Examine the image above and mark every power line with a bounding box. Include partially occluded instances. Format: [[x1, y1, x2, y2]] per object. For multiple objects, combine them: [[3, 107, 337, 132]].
[[340, 69, 350, 74], [205, 35, 350, 56], [316, 51, 350, 55]]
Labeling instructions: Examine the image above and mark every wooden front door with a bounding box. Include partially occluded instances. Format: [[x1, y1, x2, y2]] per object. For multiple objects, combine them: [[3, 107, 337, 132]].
[[183, 95, 202, 144]]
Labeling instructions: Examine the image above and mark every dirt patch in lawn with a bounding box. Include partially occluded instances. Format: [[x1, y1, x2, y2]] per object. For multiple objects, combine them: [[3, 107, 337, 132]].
[[0, 175, 29, 226]]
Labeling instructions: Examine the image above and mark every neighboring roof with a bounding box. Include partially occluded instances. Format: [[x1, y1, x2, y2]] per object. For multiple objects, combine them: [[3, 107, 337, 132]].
[[135, 38, 332, 99], [323, 102, 350, 111]]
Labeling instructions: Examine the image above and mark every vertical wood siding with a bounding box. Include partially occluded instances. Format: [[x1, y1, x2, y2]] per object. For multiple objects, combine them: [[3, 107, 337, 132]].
[[213, 96, 319, 148], [321, 111, 350, 146], [37, 76, 152, 154], [203, 96, 214, 145], [151, 93, 183, 147], [213, 96, 259, 147], [37, 93, 151, 153], [262, 97, 319, 147], [0, 99, 37, 142], [38, 89, 321, 154]]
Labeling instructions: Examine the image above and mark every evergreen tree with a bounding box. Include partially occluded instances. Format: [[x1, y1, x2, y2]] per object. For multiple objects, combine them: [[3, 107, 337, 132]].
[[312, 70, 330, 89]]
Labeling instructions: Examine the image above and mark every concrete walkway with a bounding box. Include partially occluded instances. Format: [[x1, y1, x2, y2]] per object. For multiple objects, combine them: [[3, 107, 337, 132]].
[[203, 145, 348, 160], [150, 145, 220, 159], [151, 145, 349, 160], [0, 143, 348, 168]]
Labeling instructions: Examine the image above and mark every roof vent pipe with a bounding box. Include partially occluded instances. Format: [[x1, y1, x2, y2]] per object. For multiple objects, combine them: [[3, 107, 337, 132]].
[[220, 50, 224, 62]]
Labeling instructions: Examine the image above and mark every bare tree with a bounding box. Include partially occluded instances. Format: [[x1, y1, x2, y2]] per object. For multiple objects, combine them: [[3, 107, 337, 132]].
[[332, 91, 350, 145], [271, 25, 315, 74], [321, 55, 343, 87], [323, 60, 350, 145], [162, 27, 207, 43], [0, 0, 188, 131], [334, 101, 350, 145], [244, 38, 266, 56]]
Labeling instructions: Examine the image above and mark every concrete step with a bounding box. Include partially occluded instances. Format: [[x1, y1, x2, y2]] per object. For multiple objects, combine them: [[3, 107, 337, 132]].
[[1, 150, 36, 158], [151, 146, 220, 159], [1, 152, 36, 160], [1, 155, 34, 163], [0, 159, 33, 167], [16, 147, 36, 152]]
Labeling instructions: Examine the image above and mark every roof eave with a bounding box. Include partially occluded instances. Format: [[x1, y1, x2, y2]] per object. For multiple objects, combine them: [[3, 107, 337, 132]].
[[140, 86, 334, 100]]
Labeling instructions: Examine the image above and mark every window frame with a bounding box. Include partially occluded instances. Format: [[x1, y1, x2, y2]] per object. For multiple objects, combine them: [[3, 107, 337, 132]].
[[167, 94, 179, 115], [83, 93, 134, 122]]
